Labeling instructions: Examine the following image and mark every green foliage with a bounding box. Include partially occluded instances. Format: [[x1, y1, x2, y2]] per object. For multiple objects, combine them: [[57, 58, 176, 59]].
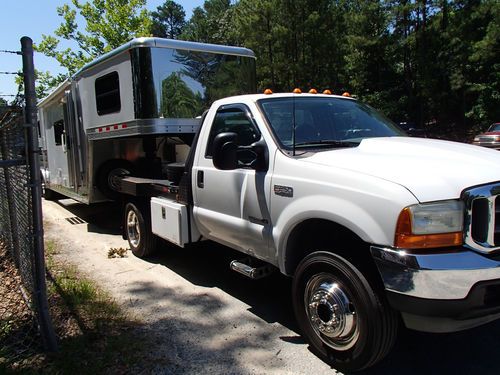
[[37, 0, 498, 137], [37, 0, 152, 76], [13, 69, 67, 103], [228, 0, 499, 137], [151, 0, 186, 39], [181, 0, 235, 44]]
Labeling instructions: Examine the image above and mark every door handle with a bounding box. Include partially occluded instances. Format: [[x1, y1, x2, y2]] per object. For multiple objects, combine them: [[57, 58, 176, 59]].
[[197, 170, 204, 188]]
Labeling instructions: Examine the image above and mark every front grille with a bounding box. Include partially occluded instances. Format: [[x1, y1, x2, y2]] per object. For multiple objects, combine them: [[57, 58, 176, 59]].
[[463, 182, 500, 253]]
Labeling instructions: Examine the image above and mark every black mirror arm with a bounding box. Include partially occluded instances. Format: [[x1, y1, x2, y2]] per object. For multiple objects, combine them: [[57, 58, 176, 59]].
[[249, 138, 269, 172]]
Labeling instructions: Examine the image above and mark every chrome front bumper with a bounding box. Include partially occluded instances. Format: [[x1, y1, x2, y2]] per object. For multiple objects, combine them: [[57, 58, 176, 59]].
[[472, 141, 500, 150], [370, 246, 500, 300], [371, 246, 500, 332]]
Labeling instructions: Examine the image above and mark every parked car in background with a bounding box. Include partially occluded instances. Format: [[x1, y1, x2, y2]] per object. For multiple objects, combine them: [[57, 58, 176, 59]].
[[397, 121, 427, 137], [473, 123, 500, 150]]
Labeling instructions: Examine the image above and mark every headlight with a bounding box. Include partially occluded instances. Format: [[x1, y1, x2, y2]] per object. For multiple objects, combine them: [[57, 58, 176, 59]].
[[395, 200, 464, 249]]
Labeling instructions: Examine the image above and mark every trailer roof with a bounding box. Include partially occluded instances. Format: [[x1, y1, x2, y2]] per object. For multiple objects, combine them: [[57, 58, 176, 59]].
[[37, 79, 71, 108], [73, 37, 256, 78], [39, 38, 256, 106]]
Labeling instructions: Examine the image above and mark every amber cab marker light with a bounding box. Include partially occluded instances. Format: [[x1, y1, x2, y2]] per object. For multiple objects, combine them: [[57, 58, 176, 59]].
[[394, 208, 463, 249], [293, 88, 302, 94], [308, 88, 318, 94], [342, 92, 351, 97], [263, 88, 273, 95], [323, 89, 332, 95]]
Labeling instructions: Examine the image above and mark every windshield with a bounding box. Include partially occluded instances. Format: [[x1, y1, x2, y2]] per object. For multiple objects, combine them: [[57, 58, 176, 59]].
[[258, 97, 404, 150], [488, 123, 500, 132]]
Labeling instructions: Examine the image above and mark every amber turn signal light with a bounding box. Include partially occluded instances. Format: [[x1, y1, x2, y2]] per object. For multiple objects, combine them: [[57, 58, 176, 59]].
[[394, 208, 463, 249]]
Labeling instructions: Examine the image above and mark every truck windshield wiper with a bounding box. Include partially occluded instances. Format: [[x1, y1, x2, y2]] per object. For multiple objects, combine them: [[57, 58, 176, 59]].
[[294, 140, 359, 148]]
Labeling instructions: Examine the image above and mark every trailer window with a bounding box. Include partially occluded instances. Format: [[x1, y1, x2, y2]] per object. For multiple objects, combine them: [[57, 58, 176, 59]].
[[95, 71, 121, 115], [53, 119, 64, 146], [132, 47, 256, 119]]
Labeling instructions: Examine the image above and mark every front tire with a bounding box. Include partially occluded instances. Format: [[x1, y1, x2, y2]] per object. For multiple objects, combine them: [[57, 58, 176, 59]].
[[124, 202, 158, 258], [292, 251, 398, 372]]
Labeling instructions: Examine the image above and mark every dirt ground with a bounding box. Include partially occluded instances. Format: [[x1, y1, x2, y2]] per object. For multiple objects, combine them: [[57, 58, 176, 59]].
[[42, 198, 500, 375]]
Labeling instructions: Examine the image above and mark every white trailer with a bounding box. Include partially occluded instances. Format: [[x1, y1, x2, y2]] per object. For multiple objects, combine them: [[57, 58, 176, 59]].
[[38, 37, 256, 203]]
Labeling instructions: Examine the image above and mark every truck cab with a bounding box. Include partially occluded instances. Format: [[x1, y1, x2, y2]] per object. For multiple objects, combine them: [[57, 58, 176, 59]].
[[124, 91, 500, 372]]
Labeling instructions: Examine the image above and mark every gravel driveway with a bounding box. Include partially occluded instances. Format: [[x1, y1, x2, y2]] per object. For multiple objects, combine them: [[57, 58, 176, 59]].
[[43, 199, 500, 374]]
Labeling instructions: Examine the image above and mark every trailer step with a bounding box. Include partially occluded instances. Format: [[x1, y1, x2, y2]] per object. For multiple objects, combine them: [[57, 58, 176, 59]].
[[230, 258, 274, 279]]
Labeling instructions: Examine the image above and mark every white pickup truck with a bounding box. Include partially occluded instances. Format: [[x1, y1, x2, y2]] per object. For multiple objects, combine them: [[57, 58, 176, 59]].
[[118, 91, 500, 372]]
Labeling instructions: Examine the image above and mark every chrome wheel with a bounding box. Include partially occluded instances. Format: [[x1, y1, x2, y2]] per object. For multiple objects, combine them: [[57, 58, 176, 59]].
[[304, 272, 359, 351], [293, 252, 398, 371], [127, 209, 141, 248]]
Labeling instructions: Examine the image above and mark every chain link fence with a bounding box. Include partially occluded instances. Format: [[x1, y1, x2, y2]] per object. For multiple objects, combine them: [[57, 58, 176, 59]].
[[0, 105, 41, 367], [0, 37, 56, 370]]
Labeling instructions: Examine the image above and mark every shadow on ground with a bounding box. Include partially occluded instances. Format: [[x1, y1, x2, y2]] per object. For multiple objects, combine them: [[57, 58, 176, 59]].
[[49, 199, 500, 374], [53, 199, 123, 235], [366, 320, 500, 375], [124, 282, 293, 374], [144, 242, 500, 374], [128, 241, 307, 373]]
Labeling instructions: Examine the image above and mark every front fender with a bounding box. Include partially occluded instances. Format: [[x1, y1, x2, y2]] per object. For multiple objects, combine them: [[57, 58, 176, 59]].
[[272, 188, 417, 275]]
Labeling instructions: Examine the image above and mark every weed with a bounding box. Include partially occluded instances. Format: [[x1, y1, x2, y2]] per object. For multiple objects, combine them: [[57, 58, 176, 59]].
[[107, 247, 128, 258]]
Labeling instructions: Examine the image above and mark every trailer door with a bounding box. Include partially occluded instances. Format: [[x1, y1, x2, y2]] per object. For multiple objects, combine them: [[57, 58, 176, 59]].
[[62, 89, 83, 193]]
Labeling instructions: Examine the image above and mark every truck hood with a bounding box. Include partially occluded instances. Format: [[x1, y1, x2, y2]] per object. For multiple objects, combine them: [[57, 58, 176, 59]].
[[302, 137, 500, 202]]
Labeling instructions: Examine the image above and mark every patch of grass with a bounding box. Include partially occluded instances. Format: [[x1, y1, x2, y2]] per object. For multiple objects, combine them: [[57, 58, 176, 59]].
[[2, 239, 150, 374], [0, 319, 13, 337], [58, 273, 97, 306]]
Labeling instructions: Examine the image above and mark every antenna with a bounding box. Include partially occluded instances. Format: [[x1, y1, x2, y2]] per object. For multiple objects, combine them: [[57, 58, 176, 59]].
[[292, 94, 296, 156]]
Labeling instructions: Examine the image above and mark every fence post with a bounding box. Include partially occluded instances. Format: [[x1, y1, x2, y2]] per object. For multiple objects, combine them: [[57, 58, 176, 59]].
[[21, 36, 58, 351]]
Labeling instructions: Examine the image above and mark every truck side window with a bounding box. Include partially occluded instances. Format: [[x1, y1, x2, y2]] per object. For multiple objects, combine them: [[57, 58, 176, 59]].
[[95, 71, 121, 116], [205, 107, 260, 159], [53, 119, 64, 146]]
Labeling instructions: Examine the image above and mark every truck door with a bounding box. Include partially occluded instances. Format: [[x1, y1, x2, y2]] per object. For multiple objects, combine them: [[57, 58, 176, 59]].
[[193, 104, 273, 261]]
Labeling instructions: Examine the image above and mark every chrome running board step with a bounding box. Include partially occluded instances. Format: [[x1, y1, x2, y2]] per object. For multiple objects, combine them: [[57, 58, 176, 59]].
[[230, 258, 274, 279]]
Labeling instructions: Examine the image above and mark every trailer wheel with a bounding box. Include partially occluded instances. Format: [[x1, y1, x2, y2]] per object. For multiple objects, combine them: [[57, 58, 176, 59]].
[[125, 202, 158, 258], [292, 251, 398, 372], [96, 159, 135, 200]]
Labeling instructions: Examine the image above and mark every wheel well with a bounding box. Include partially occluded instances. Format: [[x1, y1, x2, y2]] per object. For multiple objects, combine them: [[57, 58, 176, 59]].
[[284, 219, 380, 282]]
